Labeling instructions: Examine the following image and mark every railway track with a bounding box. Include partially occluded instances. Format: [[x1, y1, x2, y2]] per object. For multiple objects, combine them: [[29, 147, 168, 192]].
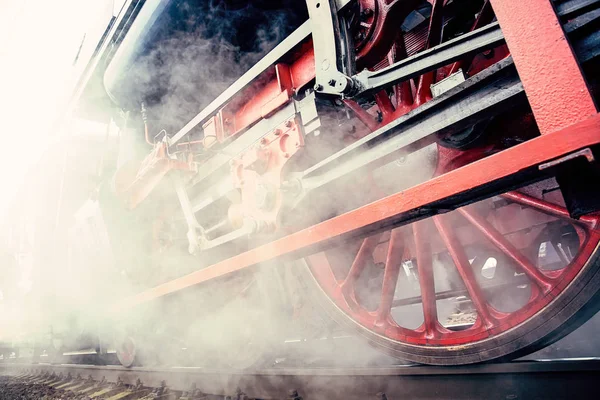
[[2, 359, 600, 400]]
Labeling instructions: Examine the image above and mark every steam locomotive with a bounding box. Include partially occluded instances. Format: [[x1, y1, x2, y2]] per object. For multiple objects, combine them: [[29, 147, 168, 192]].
[[3, 0, 600, 367]]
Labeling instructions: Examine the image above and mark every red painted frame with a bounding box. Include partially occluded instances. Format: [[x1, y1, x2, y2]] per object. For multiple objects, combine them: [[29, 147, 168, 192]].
[[489, 0, 597, 134], [113, 114, 600, 312]]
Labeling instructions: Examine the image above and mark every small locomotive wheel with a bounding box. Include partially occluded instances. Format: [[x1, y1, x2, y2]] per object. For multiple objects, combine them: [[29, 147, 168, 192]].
[[116, 336, 137, 368], [298, 183, 600, 365]]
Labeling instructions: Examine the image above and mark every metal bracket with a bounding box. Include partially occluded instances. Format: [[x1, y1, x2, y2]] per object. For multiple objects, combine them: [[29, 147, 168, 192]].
[[306, 0, 356, 96], [351, 22, 505, 97], [307, 1, 505, 99]]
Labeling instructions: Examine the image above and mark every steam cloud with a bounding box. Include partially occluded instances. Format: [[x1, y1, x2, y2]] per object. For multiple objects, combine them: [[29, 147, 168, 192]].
[[2, 0, 596, 375]]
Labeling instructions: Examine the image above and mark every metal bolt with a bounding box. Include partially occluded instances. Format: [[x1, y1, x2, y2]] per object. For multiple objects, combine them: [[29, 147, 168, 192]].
[[314, 83, 323, 91], [260, 137, 268, 145], [274, 128, 282, 136], [285, 120, 293, 128]]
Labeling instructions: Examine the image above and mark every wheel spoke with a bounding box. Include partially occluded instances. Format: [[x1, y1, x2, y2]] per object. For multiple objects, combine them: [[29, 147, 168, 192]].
[[459, 208, 554, 293], [502, 191, 571, 220], [415, 64, 434, 106], [375, 228, 404, 325], [340, 235, 381, 295], [434, 215, 496, 328], [395, 79, 414, 114], [374, 90, 395, 121], [343, 99, 379, 131], [413, 222, 439, 337], [502, 191, 596, 228]]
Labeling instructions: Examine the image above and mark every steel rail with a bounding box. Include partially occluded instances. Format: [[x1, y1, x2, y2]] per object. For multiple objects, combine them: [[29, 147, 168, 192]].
[[3, 359, 600, 400]]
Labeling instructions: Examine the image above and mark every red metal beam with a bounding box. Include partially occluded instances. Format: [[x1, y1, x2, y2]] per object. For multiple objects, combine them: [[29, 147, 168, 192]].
[[490, 0, 597, 134], [112, 114, 600, 312]]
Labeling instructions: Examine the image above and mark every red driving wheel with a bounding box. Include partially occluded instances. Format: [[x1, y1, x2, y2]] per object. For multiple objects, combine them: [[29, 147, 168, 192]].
[[296, 0, 600, 365], [300, 181, 600, 364]]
